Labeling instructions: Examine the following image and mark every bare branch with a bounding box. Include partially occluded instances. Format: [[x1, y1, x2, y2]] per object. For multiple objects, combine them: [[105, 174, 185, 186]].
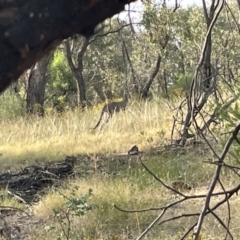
[[89, 23, 140, 43], [140, 159, 186, 197], [209, 209, 233, 240], [189, 0, 224, 111], [194, 121, 240, 239], [127, 4, 136, 35], [225, 2, 240, 33], [218, 179, 232, 240]]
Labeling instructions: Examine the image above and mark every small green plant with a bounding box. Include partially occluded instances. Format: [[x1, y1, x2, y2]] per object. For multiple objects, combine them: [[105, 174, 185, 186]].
[[63, 186, 93, 217], [52, 187, 93, 239]]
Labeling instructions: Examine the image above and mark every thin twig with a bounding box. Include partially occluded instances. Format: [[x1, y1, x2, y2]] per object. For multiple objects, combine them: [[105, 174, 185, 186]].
[[140, 159, 185, 197], [209, 209, 233, 240], [180, 221, 198, 240], [136, 209, 166, 240]]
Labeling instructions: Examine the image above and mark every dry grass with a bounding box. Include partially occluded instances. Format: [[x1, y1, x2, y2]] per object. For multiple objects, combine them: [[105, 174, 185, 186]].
[[29, 142, 237, 239], [0, 96, 240, 239], [0, 98, 175, 169], [29, 155, 240, 240]]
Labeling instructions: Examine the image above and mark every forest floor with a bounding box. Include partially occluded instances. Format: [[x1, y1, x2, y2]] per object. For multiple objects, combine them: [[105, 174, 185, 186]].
[[0, 143, 240, 240], [0, 98, 239, 239]]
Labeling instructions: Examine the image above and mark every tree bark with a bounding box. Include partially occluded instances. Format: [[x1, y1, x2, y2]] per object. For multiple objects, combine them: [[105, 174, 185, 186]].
[[121, 34, 139, 94], [201, 0, 218, 89], [0, 0, 136, 93], [140, 54, 161, 99], [26, 53, 52, 116], [64, 38, 88, 109]]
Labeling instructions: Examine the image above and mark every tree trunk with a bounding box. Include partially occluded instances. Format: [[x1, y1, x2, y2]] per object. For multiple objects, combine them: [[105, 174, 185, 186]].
[[121, 36, 139, 94], [140, 54, 161, 99], [75, 71, 86, 108], [120, 22, 167, 99], [64, 38, 88, 109], [162, 69, 169, 99], [26, 53, 52, 116]]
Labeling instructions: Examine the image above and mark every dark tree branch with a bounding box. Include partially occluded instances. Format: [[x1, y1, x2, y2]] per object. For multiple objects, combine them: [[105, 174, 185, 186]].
[[0, 0, 136, 93], [194, 121, 240, 239], [237, 0, 240, 10], [64, 41, 78, 78], [202, 0, 209, 22]]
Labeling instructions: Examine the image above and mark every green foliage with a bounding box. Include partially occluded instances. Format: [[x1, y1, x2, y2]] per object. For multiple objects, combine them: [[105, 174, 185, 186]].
[[0, 90, 25, 119], [47, 49, 76, 107], [209, 83, 240, 167], [50, 187, 93, 239], [169, 73, 193, 96], [142, 3, 173, 47], [2, 1, 240, 108], [50, 49, 75, 91], [85, 19, 131, 98], [53, 186, 93, 217]]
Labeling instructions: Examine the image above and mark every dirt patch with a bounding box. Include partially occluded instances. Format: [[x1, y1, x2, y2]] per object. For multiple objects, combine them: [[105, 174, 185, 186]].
[[0, 208, 41, 240]]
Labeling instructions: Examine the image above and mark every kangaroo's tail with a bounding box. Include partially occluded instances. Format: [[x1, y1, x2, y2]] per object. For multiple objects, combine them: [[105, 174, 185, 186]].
[[92, 110, 104, 129]]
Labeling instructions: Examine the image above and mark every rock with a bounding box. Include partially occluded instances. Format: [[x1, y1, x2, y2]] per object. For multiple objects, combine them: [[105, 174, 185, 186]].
[[128, 145, 139, 155]]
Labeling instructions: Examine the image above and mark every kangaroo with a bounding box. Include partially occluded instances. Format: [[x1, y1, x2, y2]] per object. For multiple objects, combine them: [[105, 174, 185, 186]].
[[93, 93, 128, 130]]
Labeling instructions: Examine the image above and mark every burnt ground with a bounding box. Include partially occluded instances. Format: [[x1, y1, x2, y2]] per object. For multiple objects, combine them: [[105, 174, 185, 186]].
[[0, 153, 139, 239]]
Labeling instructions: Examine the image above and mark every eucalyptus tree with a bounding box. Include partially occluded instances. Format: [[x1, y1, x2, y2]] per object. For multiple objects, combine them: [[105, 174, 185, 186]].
[[26, 53, 53, 115], [83, 19, 134, 102], [138, 0, 185, 98], [172, 1, 240, 146], [64, 36, 88, 108]]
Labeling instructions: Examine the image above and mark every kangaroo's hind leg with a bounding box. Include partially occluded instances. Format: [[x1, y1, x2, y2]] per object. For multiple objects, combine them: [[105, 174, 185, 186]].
[[99, 112, 112, 130]]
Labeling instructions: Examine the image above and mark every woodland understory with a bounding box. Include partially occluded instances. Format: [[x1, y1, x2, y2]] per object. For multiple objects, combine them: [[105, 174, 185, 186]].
[[1, 0, 240, 239]]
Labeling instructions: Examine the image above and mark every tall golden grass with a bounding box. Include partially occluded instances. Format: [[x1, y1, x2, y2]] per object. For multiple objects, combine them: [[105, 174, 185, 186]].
[[0, 98, 178, 169], [1, 95, 240, 239]]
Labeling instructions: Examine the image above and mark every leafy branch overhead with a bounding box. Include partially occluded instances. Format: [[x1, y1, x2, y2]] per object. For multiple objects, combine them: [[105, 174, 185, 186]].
[[0, 0, 136, 92]]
